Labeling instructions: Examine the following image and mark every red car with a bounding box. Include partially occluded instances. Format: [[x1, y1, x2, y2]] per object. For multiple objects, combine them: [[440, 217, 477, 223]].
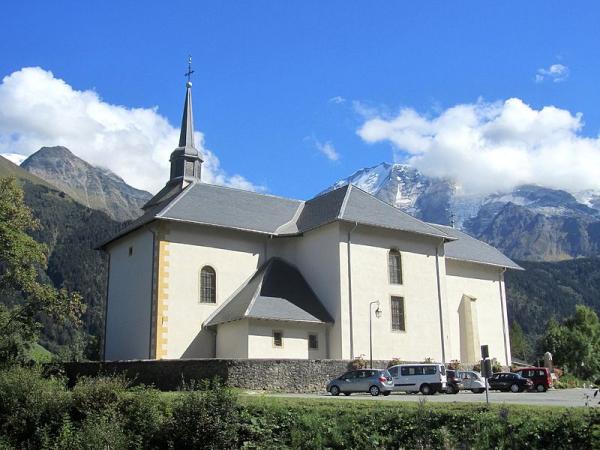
[[513, 367, 552, 392]]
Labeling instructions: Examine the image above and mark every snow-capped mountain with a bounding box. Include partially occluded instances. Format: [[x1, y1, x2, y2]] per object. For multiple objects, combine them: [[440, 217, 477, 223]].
[[325, 163, 600, 261]]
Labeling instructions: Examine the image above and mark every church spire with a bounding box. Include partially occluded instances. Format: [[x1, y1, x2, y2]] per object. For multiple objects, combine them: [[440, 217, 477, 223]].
[[169, 56, 203, 185], [178, 58, 195, 150]]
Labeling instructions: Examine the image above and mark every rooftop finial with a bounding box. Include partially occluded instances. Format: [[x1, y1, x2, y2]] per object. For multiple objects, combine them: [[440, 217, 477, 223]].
[[185, 55, 194, 87]]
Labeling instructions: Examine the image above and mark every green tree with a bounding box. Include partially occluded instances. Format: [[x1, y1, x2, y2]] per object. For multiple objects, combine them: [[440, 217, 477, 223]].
[[0, 176, 84, 364], [509, 320, 531, 361], [541, 306, 600, 380]]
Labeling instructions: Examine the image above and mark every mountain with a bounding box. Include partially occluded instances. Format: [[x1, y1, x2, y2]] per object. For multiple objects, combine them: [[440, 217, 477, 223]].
[[0, 155, 122, 358], [21, 146, 152, 222], [505, 257, 600, 356], [326, 163, 600, 261]]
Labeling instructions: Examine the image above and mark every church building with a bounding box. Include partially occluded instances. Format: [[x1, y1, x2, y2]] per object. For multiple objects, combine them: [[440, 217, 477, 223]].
[[100, 78, 522, 366]]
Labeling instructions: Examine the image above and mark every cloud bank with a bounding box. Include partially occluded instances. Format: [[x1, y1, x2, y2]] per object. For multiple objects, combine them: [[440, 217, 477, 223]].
[[0, 67, 260, 193], [357, 98, 600, 195]]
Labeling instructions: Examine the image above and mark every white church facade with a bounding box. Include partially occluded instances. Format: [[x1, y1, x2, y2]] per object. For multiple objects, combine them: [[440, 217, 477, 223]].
[[101, 80, 521, 367]]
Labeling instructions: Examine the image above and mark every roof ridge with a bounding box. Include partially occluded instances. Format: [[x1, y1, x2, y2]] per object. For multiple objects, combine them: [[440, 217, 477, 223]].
[[275, 201, 306, 234], [345, 184, 451, 237], [243, 259, 271, 317], [307, 183, 350, 203], [204, 260, 268, 327], [338, 183, 353, 219], [195, 180, 301, 203], [156, 182, 195, 218]]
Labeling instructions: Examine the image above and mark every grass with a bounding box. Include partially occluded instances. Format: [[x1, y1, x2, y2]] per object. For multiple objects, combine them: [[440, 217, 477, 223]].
[[27, 343, 53, 363]]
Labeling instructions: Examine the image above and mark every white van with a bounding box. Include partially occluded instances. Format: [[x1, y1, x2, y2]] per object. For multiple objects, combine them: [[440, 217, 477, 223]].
[[387, 364, 447, 395]]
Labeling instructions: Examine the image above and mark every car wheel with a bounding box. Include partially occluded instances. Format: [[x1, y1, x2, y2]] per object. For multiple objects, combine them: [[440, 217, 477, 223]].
[[472, 388, 485, 394], [344, 392, 351, 396], [369, 385, 381, 396], [536, 384, 546, 393], [383, 391, 391, 396], [420, 384, 432, 395], [330, 385, 340, 396], [510, 383, 520, 393]]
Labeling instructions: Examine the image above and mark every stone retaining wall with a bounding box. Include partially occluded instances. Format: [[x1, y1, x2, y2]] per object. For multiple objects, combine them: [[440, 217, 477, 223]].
[[59, 359, 391, 393]]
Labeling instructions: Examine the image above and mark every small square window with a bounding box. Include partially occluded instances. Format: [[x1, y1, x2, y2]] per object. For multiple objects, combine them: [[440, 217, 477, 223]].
[[308, 334, 318, 349], [273, 331, 283, 348], [128, 246, 133, 256]]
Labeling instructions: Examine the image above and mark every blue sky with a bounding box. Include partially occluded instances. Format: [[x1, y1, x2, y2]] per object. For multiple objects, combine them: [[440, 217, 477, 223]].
[[1, 1, 600, 198]]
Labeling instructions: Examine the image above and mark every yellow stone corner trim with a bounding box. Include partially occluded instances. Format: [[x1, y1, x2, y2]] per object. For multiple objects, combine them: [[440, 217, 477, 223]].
[[152, 223, 170, 359]]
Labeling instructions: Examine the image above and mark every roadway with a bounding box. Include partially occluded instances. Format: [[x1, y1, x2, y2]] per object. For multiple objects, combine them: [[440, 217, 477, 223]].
[[267, 388, 600, 407]]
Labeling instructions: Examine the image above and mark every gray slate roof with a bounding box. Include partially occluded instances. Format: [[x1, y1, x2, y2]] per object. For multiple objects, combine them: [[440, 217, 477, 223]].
[[100, 181, 520, 270], [431, 225, 523, 270], [204, 257, 334, 326]]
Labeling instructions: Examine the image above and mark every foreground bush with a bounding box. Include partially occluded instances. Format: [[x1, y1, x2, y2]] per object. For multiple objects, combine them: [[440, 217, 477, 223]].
[[0, 366, 599, 449]]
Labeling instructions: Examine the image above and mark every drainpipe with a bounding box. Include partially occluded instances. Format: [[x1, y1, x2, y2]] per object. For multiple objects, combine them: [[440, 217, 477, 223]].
[[347, 222, 358, 359], [148, 227, 158, 359], [434, 239, 446, 364], [498, 268, 510, 366], [101, 252, 111, 361]]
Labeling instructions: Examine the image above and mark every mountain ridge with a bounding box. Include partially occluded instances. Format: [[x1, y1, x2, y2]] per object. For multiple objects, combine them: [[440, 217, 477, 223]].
[[21, 146, 152, 222], [326, 162, 600, 261]]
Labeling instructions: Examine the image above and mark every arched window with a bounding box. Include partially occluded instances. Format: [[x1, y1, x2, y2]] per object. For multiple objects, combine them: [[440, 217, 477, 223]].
[[388, 249, 403, 284], [200, 266, 216, 303]]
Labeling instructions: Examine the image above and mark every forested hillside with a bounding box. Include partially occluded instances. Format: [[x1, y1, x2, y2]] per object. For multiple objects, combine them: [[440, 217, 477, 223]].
[[505, 257, 600, 356], [0, 156, 121, 359]]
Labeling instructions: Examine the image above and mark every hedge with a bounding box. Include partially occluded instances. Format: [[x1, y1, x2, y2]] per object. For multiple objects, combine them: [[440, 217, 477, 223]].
[[0, 365, 599, 449]]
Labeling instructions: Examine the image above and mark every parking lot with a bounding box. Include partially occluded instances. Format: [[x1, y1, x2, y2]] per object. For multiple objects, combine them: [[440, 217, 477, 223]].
[[269, 388, 600, 407]]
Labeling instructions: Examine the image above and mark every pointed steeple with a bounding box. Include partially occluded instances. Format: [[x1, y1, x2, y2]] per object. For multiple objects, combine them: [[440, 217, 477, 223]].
[[178, 81, 196, 152], [168, 57, 203, 185]]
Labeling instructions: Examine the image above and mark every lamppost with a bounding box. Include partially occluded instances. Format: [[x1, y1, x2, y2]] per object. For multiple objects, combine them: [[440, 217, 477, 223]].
[[369, 300, 382, 368]]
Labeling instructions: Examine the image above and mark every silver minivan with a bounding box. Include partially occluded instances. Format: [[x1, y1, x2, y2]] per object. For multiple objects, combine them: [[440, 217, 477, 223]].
[[388, 364, 447, 395]]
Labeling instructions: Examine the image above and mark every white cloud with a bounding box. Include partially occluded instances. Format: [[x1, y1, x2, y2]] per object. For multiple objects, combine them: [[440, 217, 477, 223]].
[[535, 63, 569, 83], [328, 96, 346, 104], [1, 153, 26, 165], [357, 97, 600, 195], [315, 140, 340, 161], [0, 67, 261, 193]]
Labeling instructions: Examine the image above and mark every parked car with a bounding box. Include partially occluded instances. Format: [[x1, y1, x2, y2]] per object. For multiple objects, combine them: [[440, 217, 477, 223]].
[[487, 372, 533, 392], [327, 369, 393, 396], [446, 369, 461, 394], [388, 363, 447, 395], [513, 367, 553, 392], [457, 370, 486, 393]]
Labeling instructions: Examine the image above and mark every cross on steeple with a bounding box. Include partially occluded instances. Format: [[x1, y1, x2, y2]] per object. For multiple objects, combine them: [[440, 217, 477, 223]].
[[185, 56, 194, 86]]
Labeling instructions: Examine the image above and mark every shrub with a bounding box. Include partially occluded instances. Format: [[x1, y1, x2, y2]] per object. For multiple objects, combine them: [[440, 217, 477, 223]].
[[421, 356, 433, 364], [447, 360, 462, 370], [0, 365, 70, 448], [71, 374, 128, 420], [167, 380, 241, 449], [387, 358, 404, 368], [347, 354, 367, 370], [117, 385, 167, 448], [492, 359, 503, 373]]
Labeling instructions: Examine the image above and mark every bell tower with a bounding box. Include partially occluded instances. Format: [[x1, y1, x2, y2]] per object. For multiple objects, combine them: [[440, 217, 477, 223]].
[[169, 56, 203, 185]]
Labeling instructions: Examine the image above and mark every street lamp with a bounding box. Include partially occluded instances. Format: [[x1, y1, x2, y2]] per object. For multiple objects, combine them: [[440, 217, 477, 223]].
[[369, 300, 382, 368]]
